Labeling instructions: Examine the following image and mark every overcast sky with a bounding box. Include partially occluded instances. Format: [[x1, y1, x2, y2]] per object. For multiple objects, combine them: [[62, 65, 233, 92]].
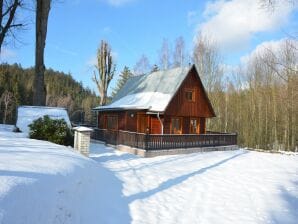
[[0, 0, 297, 93]]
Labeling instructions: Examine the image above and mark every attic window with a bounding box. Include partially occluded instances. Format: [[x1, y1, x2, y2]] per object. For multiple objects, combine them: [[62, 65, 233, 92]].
[[185, 89, 195, 102]]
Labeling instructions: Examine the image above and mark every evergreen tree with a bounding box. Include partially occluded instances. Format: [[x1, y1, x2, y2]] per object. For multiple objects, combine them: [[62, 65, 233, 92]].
[[112, 66, 133, 97], [0, 63, 99, 124]]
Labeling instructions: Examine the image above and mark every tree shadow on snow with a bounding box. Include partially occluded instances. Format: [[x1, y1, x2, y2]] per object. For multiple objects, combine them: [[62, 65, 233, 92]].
[[90, 144, 248, 223], [126, 151, 248, 203], [269, 180, 298, 224]]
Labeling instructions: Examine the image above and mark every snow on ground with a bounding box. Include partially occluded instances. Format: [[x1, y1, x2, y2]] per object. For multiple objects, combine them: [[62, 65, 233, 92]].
[[0, 124, 297, 224], [0, 125, 104, 224], [89, 142, 298, 224]]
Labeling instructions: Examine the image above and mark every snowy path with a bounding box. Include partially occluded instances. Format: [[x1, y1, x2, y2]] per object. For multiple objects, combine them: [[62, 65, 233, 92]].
[[90, 142, 298, 224]]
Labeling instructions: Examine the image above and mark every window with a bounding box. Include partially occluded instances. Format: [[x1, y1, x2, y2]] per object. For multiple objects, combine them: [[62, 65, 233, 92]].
[[171, 117, 182, 134], [106, 116, 118, 130], [185, 89, 195, 102], [190, 118, 198, 134]]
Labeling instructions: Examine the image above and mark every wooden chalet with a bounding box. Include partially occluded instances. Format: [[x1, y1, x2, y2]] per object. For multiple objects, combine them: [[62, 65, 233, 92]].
[[93, 65, 215, 135], [92, 65, 237, 154]]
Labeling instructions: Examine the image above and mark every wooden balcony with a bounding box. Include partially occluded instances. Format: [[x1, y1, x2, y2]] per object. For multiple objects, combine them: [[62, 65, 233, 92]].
[[92, 128, 237, 151]]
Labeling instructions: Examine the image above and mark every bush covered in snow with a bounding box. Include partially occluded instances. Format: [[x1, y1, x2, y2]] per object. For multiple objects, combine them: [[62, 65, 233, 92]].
[[29, 115, 73, 146]]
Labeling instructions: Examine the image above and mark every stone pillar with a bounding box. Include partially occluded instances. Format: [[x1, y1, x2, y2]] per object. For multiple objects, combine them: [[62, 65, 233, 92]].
[[73, 127, 93, 156]]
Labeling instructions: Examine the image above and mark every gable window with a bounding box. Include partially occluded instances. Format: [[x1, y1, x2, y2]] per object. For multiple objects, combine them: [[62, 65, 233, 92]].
[[171, 117, 182, 134], [185, 89, 195, 102], [190, 118, 198, 134], [106, 116, 118, 130]]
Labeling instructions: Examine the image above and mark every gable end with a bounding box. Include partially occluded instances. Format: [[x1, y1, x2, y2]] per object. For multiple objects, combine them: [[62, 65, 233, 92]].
[[164, 65, 216, 117]]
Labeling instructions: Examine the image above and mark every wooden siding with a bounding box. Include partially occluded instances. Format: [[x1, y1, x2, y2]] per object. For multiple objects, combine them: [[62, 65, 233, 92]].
[[150, 117, 162, 134], [125, 111, 138, 132], [98, 112, 206, 135], [137, 113, 149, 133], [200, 117, 206, 134], [165, 69, 214, 118]]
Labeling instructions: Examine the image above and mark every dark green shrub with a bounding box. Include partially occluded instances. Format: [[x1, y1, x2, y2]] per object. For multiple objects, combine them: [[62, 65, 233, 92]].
[[29, 115, 73, 146]]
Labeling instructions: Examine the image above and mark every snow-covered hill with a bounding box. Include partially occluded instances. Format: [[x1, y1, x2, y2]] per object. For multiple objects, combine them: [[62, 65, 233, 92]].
[[0, 124, 297, 224], [0, 125, 104, 224]]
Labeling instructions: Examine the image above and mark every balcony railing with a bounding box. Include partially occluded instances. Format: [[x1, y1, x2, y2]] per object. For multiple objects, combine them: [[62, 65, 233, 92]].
[[92, 129, 237, 150]]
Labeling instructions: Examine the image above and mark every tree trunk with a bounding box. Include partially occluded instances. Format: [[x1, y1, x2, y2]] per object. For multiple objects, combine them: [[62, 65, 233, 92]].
[[33, 0, 50, 106]]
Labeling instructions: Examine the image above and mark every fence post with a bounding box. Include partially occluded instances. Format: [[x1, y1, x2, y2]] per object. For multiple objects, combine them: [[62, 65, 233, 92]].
[[135, 132, 138, 148], [145, 132, 149, 150], [116, 130, 119, 145]]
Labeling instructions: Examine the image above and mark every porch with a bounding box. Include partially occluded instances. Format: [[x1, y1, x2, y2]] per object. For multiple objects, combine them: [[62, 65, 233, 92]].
[[91, 128, 238, 152]]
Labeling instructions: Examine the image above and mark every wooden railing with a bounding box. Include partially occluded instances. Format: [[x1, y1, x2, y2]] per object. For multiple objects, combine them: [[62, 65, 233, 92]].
[[92, 128, 237, 150]]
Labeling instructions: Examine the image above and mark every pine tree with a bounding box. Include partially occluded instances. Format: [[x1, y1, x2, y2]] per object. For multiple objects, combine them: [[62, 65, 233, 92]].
[[112, 66, 133, 97]]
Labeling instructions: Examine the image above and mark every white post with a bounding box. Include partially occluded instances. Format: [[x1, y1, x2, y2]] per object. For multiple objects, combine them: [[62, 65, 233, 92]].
[[73, 127, 93, 156]]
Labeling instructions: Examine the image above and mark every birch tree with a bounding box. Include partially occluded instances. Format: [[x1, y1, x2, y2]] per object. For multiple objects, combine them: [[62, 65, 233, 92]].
[[159, 38, 170, 70], [173, 36, 185, 67]]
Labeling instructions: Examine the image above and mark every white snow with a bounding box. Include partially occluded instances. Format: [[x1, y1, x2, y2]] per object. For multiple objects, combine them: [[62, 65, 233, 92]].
[[0, 125, 102, 224], [89, 143, 298, 224], [97, 92, 172, 112], [0, 125, 297, 224], [72, 126, 93, 132], [0, 124, 14, 132], [16, 106, 71, 134]]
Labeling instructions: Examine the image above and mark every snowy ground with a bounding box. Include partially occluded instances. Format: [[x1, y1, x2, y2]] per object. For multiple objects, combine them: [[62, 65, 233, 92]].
[[90, 143, 298, 224], [0, 125, 104, 224], [0, 124, 297, 224]]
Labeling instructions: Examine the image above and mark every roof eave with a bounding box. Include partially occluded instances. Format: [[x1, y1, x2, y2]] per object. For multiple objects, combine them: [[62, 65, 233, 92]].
[[92, 106, 148, 112]]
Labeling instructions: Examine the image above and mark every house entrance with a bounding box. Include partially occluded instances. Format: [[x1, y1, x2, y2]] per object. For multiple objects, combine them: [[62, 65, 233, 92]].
[[137, 115, 148, 133]]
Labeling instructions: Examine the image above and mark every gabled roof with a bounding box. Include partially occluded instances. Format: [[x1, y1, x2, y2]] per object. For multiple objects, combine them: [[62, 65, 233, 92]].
[[93, 65, 215, 116], [94, 66, 191, 112]]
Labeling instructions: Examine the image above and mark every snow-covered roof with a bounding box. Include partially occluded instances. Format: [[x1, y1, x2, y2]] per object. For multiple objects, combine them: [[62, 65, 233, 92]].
[[93, 66, 192, 112], [16, 106, 71, 133]]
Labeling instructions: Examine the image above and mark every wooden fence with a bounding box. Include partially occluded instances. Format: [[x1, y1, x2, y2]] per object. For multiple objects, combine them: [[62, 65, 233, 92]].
[[92, 129, 237, 150]]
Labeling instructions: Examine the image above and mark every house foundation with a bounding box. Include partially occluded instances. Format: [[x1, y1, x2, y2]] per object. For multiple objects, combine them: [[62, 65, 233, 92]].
[[116, 144, 238, 158]]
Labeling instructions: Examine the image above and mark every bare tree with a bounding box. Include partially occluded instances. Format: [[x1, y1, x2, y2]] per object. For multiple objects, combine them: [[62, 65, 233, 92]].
[[259, 0, 297, 10], [173, 36, 185, 68], [134, 54, 150, 75], [259, 0, 298, 39], [0, 0, 24, 52], [192, 34, 223, 93], [159, 38, 171, 70], [0, 90, 14, 124], [33, 0, 51, 106], [92, 40, 115, 106], [192, 34, 224, 133]]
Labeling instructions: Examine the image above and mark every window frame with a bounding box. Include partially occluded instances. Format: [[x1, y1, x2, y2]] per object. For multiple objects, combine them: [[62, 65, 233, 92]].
[[189, 118, 199, 134], [171, 117, 182, 134], [185, 88, 195, 102]]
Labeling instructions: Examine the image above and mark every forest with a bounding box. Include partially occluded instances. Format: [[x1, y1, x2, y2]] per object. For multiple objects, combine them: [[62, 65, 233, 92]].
[[0, 63, 99, 125], [195, 38, 297, 151]]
